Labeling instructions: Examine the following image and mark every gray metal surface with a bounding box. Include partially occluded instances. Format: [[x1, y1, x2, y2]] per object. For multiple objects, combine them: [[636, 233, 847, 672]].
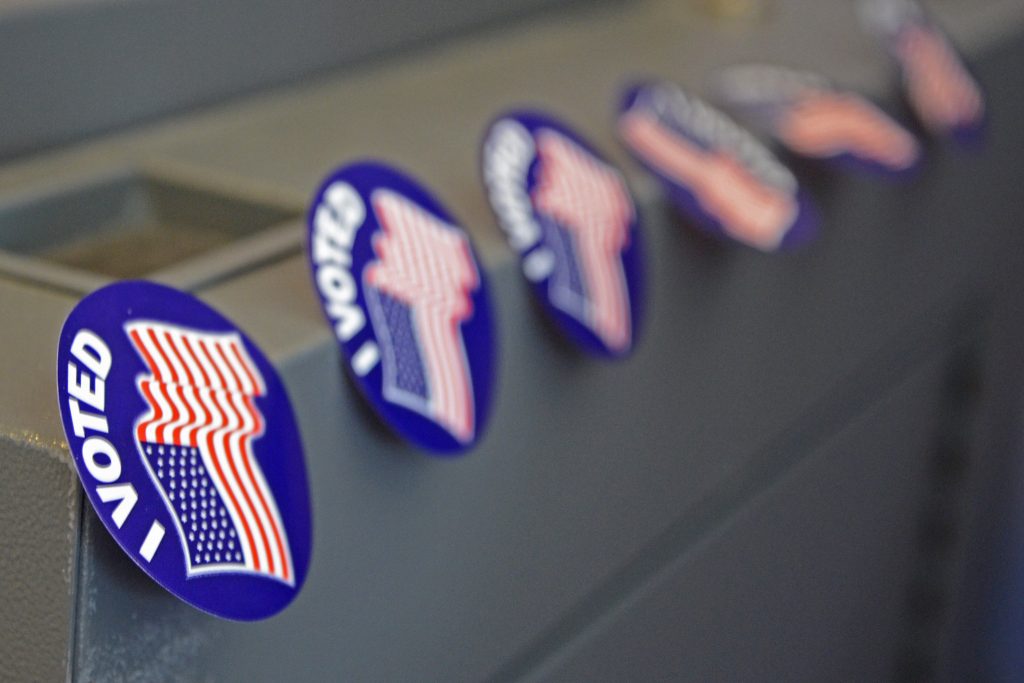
[[0, 279, 79, 681], [0, 435, 79, 683], [0, 0, 592, 159], [526, 352, 951, 682], [1, 1, 1023, 681]]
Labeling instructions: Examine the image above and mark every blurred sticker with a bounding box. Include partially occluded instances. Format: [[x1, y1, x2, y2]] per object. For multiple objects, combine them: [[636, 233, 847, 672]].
[[859, 0, 985, 141], [481, 111, 645, 357], [714, 64, 921, 175], [617, 80, 817, 251], [307, 161, 496, 454], [56, 281, 312, 621]]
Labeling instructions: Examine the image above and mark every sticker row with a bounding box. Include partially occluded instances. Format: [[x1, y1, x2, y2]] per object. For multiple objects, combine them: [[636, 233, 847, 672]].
[[55, 0, 984, 621]]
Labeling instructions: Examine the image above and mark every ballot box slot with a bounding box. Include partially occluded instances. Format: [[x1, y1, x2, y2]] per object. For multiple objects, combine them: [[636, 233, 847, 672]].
[[0, 169, 302, 294]]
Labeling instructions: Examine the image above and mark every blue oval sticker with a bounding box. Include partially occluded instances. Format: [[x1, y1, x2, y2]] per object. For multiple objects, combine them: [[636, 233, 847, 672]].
[[859, 0, 985, 142], [481, 111, 645, 357], [56, 281, 312, 621], [714, 64, 921, 176], [617, 80, 817, 251], [306, 161, 496, 454]]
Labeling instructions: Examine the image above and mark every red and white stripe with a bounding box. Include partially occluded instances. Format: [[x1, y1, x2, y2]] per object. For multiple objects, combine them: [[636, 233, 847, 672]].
[[365, 190, 479, 443], [897, 24, 984, 133], [532, 129, 633, 351], [618, 109, 797, 251], [775, 90, 920, 170], [126, 321, 293, 585]]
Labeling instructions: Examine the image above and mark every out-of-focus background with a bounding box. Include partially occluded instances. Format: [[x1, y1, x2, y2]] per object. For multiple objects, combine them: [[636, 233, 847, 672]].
[[1, 0, 1024, 681]]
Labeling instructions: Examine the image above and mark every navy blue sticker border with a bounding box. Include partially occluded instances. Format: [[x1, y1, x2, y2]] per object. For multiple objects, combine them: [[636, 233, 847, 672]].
[[56, 280, 313, 621], [481, 109, 647, 358], [306, 160, 498, 455]]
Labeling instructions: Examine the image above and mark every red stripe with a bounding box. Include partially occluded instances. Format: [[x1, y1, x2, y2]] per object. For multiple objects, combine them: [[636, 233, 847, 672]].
[[130, 330, 173, 441], [239, 386, 290, 580], [209, 342, 275, 575], [167, 384, 194, 447], [447, 318, 472, 438], [241, 395, 289, 581], [191, 337, 262, 572], [186, 337, 212, 387], [145, 329, 180, 443], [159, 330, 188, 387], [129, 329, 159, 380], [420, 306, 450, 434], [217, 342, 280, 575], [137, 381, 163, 444], [170, 334, 205, 448], [229, 342, 262, 396], [206, 387, 262, 572], [167, 331, 198, 386], [148, 329, 179, 384], [201, 340, 227, 389], [157, 332, 197, 447], [181, 385, 204, 449]]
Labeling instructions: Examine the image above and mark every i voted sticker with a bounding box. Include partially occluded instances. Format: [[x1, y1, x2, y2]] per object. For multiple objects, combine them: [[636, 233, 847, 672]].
[[714, 64, 921, 175], [859, 0, 985, 141], [56, 281, 312, 621], [617, 80, 816, 252], [481, 111, 644, 357], [307, 161, 496, 454]]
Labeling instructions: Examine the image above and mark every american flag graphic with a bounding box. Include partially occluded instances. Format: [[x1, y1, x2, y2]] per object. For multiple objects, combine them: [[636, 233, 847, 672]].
[[364, 190, 480, 444], [618, 109, 797, 252], [126, 321, 293, 585], [775, 90, 919, 170], [532, 129, 633, 352], [897, 24, 984, 133]]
